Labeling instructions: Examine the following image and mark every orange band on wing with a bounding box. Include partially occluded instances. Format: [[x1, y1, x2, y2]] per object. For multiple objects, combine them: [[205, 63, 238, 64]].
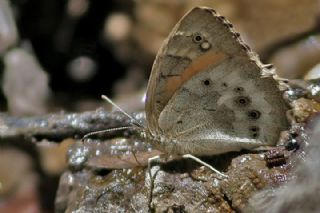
[[165, 51, 228, 99]]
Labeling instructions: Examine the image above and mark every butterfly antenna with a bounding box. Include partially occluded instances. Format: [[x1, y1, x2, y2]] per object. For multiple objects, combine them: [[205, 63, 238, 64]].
[[82, 126, 133, 141], [101, 95, 144, 128]]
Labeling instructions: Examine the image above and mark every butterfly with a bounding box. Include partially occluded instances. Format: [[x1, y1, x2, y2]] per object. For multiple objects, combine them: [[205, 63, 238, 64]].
[[139, 6, 288, 169], [90, 6, 288, 178]]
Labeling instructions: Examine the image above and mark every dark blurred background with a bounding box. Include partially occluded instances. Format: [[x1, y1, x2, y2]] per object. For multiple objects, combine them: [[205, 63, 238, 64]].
[[0, 0, 319, 212]]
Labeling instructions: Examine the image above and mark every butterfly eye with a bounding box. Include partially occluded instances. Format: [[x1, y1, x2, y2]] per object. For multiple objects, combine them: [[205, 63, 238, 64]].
[[193, 33, 204, 43], [247, 110, 261, 120]]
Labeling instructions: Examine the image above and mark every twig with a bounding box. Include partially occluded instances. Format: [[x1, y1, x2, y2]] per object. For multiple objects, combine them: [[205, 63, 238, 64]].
[[0, 108, 135, 143]]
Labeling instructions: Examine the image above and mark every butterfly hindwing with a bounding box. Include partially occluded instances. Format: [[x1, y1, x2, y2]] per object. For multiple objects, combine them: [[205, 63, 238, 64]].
[[158, 56, 287, 155]]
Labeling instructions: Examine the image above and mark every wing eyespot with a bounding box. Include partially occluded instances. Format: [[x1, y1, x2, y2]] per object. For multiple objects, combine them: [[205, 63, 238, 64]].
[[193, 33, 204, 43], [249, 126, 260, 138], [252, 133, 258, 138], [234, 87, 244, 92], [247, 110, 261, 120], [249, 126, 259, 132], [203, 79, 211, 86], [234, 96, 251, 107], [192, 33, 211, 51]]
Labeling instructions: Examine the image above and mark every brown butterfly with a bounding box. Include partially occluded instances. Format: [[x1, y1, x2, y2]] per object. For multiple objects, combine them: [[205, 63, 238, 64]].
[[87, 7, 288, 178], [142, 7, 288, 171]]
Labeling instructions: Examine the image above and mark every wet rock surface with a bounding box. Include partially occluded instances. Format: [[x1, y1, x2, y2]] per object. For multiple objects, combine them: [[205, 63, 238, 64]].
[[56, 141, 304, 212]]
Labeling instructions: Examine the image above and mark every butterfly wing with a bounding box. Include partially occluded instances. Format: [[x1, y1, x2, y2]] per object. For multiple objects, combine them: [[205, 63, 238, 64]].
[[145, 7, 288, 155]]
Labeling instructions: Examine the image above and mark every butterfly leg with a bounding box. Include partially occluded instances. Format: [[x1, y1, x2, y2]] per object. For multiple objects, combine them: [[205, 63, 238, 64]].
[[182, 154, 228, 178], [131, 150, 142, 166], [147, 155, 161, 211]]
